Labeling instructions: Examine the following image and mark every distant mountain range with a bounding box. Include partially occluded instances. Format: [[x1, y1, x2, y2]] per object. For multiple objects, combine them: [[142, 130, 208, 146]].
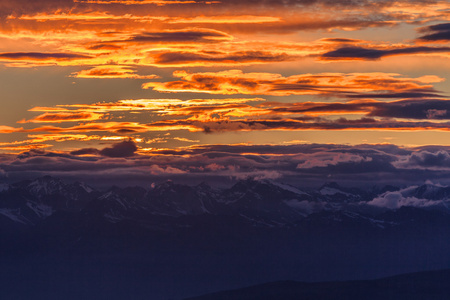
[[2, 176, 450, 299], [2, 175, 450, 229]]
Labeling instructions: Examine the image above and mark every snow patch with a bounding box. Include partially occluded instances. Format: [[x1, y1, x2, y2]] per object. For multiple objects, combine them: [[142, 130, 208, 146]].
[[320, 187, 351, 196], [268, 181, 308, 195], [79, 182, 93, 193], [0, 208, 28, 224], [104, 212, 123, 223], [26, 202, 53, 218]]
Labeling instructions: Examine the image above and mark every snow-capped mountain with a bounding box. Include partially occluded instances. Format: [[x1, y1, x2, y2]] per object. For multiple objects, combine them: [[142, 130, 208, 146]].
[[3, 176, 450, 300], [1, 176, 450, 230], [0, 176, 98, 225]]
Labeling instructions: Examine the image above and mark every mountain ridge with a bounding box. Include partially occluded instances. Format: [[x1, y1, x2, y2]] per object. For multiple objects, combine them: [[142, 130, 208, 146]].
[[185, 269, 450, 300], [1, 175, 450, 229]]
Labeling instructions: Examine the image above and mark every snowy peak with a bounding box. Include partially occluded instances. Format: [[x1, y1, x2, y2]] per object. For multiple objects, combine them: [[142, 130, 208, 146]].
[[12, 175, 96, 202], [411, 183, 450, 200], [221, 179, 318, 225], [147, 181, 220, 216], [0, 176, 98, 224], [25, 175, 66, 197], [226, 179, 310, 201], [317, 182, 371, 203], [265, 180, 308, 196], [1, 176, 450, 230], [73, 181, 94, 194], [319, 182, 350, 196]]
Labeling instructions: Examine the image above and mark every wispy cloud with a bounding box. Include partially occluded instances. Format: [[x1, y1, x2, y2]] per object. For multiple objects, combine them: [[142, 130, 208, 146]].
[[73, 0, 215, 5], [72, 65, 159, 79], [143, 70, 443, 97], [18, 112, 104, 123]]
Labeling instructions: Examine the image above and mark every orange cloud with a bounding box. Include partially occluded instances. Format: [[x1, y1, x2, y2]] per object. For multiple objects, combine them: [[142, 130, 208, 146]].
[[25, 122, 151, 134], [168, 15, 281, 24], [0, 134, 146, 154], [73, 0, 207, 5], [0, 52, 92, 61], [0, 144, 52, 152], [18, 121, 200, 134], [5, 1, 445, 72], [72, 65, 160, 79], [8, 7, 441, 71], [146, 50, 297, 67], [143, 70, 444, 96], [0, 126, 22, 133], [18, 112, 104, 123], [5, 94, 450, 143], [146, 117, 450, 133], [8, 99, 450, 139], [28, 98, 264, 113], [25, 134, 102, 142], [116, 28, 233, 44], [320, 46, 450, 61], [15, 13, 277, 25], [0, 134, 106, 153], [15, 12, 152, 21], [172, 137, 199, 143], [0, 51, 96, 67]]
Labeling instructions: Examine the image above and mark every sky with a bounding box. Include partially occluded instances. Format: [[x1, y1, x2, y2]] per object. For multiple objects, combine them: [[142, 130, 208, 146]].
[[0, 0, 450, 187]]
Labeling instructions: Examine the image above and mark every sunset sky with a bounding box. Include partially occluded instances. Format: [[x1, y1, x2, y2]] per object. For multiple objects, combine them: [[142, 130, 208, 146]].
[[1, 0, 450, 186]]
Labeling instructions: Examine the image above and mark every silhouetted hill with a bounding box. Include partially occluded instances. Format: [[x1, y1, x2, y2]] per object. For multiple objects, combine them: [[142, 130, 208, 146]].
[[186, 269, 450, 300]]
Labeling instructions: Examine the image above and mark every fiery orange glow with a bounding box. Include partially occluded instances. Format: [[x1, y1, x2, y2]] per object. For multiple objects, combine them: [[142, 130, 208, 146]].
[[18, 112, 104, 123], [72, 65, 159, 79], [143, 70, 443, 96], [0, 0, 448, 155]]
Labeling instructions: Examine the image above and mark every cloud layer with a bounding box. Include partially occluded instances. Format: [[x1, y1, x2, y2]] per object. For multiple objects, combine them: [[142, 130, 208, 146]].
[[0, 0, 449, 190], [2, 142, 450, 188]]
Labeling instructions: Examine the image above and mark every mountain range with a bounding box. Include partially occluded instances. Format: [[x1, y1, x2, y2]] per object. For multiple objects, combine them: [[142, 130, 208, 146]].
[[3, 175, 450, 228], [2, 176, 450, 299]]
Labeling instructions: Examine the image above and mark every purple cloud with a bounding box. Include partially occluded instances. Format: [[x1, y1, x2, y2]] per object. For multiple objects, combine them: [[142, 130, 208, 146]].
[[418, 23, 450, 42], [321, 46, 450, 60], [99, 140, 138, 157]]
